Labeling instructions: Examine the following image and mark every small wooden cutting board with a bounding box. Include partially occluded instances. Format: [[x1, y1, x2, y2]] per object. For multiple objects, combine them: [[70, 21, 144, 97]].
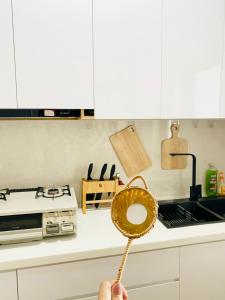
[[110, 125, 152, 177], [161, 123, 188, 169]]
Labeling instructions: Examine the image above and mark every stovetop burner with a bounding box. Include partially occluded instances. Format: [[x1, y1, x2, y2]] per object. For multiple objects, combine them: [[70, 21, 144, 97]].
[[35, 185, 71, 199], [47, 188, 60, 196]]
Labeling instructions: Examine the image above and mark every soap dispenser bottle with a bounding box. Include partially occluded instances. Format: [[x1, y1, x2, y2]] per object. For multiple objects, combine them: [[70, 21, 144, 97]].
[[218, 171, 225, 196], [205, 163, 218, 197]]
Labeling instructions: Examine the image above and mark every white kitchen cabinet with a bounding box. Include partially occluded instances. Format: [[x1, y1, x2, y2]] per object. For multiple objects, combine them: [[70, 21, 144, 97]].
[[0, 0, 17, 108], [12, 0, 93, 109], [162, 0, 224, 119], [221, 79, 225, 117], [75, 281, 179, 300], [128, 281, 179, 300], [220, 27, 225, 117], [18, 248, 178, 300], [180, 240, 225, 300], [0, 271, 18, 300], [94, 0, 162, 119]]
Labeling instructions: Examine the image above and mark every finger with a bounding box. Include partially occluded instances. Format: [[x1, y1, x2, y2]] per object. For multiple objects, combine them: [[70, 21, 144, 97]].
[[111, 282, 128, 300], [111, 282, 123, 300], [122, 286, 128, 300], [98, 281, 111, 300]]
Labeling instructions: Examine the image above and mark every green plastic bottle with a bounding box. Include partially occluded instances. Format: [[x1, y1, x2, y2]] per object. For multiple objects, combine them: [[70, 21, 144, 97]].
[[205, 163, 218, 197]]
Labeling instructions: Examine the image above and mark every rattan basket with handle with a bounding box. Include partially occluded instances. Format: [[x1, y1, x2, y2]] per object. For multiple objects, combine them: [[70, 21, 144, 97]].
[[111, 176, 158, 283]]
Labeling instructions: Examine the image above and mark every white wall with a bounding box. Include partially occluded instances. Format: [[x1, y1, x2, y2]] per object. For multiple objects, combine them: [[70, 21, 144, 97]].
[[0, 119, 224, 204]]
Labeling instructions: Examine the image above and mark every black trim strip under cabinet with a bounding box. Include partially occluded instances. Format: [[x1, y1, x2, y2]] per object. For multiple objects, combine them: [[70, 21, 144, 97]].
[[0, 109, 94, 119]]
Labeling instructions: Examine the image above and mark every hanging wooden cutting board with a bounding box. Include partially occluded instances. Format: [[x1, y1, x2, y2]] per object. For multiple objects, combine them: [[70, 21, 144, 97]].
[[161, 123, 188, 169], [110, 125, 152, 177]]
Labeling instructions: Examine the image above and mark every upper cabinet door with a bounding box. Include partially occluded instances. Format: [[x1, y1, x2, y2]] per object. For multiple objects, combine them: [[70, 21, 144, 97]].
[[94, 0, 162, 119], [12, 0, 93, 109], [220, 26, 225, 117], [0, 0, 17, 108], [162, 0, 224, 119]]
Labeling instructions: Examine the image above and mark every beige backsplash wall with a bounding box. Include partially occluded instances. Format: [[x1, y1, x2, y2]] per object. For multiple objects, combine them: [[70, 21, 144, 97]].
[[0, 119, 225, 205]]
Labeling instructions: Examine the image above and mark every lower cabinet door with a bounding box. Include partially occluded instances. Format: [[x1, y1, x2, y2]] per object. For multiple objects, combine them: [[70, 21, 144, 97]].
[[128, 281, 179, 300], [180, 241, 225, 300], [18, 248, 178, 300], [75, 281, 179, 300], [0, 271, 18, 300]]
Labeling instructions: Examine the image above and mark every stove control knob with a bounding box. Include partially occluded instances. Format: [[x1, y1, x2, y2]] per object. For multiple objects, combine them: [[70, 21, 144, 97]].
[[61, 223, 74, 233], [46, 223, 59, 234]]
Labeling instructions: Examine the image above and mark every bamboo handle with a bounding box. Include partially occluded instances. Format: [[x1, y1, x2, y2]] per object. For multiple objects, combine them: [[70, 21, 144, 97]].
[[127, 176, 148, 190], [116, 238, 133, 283]]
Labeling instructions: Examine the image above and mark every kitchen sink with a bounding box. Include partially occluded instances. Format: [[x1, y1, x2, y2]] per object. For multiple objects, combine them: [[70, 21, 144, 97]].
[[158, 199, 224, 228], [199, 197, 225, 218], [158, 151, 225, 228]]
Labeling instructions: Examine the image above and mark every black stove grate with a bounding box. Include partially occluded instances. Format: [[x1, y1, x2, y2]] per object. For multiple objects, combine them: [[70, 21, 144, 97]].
[[0, 193, 7, 201], [0, 189, 10, 201], [158, 204, 199, 228], [35, 185, 71, 199]]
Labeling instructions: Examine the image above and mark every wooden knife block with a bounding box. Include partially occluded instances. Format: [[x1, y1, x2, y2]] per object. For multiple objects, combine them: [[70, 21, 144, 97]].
[[81, 178, 125, 214]]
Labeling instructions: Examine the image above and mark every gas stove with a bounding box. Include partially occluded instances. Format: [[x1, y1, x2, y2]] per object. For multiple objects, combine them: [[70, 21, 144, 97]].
[[0, 185, 78, 245]]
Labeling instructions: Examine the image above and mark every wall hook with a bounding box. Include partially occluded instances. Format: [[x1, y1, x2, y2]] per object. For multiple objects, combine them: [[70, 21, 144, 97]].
[[208, 120, 215, 128], [192, 120, 199, 128]]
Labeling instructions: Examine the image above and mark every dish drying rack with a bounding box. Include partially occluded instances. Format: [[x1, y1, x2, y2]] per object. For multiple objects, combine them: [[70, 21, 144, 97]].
[[158, 203, 199, 228]]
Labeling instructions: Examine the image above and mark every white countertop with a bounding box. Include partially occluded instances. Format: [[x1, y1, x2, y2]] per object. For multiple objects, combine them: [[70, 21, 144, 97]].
[[1, 208, 225, 272]]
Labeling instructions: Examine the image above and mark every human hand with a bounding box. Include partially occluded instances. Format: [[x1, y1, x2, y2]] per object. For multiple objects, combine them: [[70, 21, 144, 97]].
[[98, 281, 128, 300]]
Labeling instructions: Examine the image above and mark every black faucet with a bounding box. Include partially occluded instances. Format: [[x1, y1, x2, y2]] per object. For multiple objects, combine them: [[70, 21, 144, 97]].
[[170, 153, 202, 201]]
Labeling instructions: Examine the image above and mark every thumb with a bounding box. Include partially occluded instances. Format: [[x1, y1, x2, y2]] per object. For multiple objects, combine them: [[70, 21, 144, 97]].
[[111, 282, 123, 300]]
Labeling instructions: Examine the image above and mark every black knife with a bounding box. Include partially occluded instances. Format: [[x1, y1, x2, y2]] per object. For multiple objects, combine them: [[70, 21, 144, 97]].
[[95, 163, 108, 208], [108, 164, 116, 196], [86, 163, 95, 202]]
